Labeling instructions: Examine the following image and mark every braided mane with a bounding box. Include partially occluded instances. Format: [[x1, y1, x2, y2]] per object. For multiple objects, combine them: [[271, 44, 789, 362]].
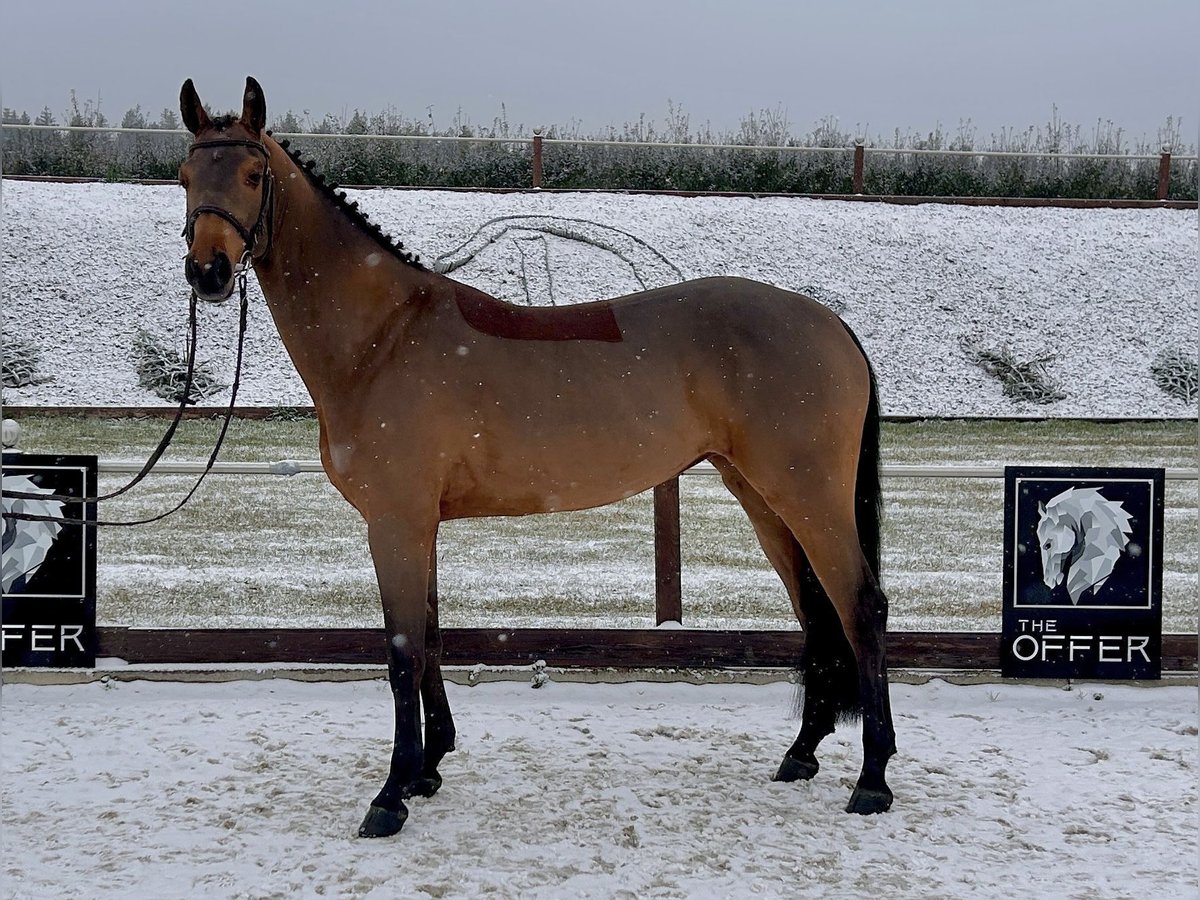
[[268, 131, 427, 271]]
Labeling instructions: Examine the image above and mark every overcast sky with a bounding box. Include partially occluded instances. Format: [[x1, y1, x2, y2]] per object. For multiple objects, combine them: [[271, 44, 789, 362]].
[[2, 0, 1196, 144]]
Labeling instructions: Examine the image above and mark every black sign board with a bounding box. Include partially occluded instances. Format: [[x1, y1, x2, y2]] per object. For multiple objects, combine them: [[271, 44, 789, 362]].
[[1002, 466, 1164, 680], [2, 453, 97, 667]]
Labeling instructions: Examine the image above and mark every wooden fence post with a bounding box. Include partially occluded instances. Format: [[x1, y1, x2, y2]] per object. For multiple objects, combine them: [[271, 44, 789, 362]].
[[1156, 150, 1171, 201], [853, 140, 865, 194], [532, 131, 543, 189], [654, 478, 682, 624]]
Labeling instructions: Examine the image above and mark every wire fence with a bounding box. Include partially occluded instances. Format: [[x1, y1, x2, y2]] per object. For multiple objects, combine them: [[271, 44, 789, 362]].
[[4, 124, 1196, 200]]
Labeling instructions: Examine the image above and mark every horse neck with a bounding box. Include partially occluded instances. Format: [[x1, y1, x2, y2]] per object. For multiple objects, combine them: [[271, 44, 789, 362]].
[[252, 139, 434, 411]]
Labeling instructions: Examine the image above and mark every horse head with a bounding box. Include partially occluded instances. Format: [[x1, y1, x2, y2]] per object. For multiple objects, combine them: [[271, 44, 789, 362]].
[[178, 76, 272, 302], [1036, 497, 1079, 591]]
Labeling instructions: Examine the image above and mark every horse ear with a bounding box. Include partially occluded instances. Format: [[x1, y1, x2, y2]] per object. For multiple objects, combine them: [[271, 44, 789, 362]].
[[241, 76, 266, 134], [180, 78, 211, 135], [1037, 501, 1046, 517]]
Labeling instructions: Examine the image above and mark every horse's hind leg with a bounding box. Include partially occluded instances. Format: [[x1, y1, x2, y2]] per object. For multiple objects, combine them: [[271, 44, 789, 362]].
[[731, 461, 896, 814], [710, 458, 855, 784], [780, 503, 894, 814], [409, 546, 455, 799], [774, 564, 860, 786]]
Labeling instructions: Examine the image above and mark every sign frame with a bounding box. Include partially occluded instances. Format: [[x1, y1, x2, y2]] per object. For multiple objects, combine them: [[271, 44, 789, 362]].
[[1001, 465, 1164, 680], [2, 452, 98, 668]]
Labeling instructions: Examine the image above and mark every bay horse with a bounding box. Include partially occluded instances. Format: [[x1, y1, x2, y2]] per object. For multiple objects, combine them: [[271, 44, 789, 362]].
[[178, 77, 896, 838]]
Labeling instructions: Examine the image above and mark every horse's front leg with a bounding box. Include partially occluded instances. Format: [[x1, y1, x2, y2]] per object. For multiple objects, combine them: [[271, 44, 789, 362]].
[[358, 512, 438, 839], [408, 546, 455, 798]]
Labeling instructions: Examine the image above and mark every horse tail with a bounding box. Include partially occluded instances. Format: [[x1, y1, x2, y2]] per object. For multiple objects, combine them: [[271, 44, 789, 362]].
[[793, 320, 881, 723], [847, 322, 883, 581]]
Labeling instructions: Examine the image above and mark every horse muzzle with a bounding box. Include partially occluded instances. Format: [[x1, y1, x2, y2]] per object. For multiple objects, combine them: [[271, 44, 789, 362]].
[[185, 251, 235, 303], [1042, 563, 1065, 590]]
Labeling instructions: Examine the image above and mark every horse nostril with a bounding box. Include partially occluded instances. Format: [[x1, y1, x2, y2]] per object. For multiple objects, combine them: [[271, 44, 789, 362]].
[[212, 252, 232, 286], [186, 252, 234, 298]]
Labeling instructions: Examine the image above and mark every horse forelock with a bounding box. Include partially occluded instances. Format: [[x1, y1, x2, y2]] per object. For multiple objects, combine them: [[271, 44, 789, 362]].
[[1042, 486, 1077, 515], [189, 116, 259, 147], [1057, 488, 1132, 547]]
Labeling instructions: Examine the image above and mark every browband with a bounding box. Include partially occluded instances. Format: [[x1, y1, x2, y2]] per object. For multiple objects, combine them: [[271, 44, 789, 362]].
[[188, 138, 270, 157]]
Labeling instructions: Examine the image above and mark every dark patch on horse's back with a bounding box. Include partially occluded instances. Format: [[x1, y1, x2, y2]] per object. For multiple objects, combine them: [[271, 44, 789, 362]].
[[455, 290, 623, 342]]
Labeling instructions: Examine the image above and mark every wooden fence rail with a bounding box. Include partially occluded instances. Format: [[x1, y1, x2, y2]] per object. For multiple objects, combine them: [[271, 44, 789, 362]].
[[94, 627, 1197, 671], [78, 459, 1198, 641]]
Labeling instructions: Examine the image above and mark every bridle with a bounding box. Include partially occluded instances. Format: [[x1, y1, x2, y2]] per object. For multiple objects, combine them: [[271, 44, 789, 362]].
[[1, 139, 270, 529], [182, 137, 276, 267]]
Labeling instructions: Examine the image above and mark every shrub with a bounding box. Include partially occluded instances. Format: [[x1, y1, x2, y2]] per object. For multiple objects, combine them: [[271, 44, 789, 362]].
[[960, 337, 1066, 405], [3, 98, 1194, 200], [132, 329, 222, 404], [264, 406, 314, 421], [1150, 348, 1198, 403], [2, 338, 46, 388]]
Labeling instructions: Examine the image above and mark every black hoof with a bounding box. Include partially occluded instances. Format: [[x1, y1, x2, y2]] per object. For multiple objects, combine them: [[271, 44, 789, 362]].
[[403, 774, 443, 799], [358, 803, 408, 838], [773, 754, 819, 783], [845, 785, 893, 815]]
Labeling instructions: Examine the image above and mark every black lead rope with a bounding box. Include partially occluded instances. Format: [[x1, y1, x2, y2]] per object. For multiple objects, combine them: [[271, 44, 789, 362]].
[[3, 292, 201, 508], [2, 277, 251, 527], [3, 135, 274, 528]]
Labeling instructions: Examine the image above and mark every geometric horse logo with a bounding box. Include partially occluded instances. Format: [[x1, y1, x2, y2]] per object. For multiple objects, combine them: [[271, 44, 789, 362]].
[[2, 473, 65, 594], [1036, 486, 1134, 605]]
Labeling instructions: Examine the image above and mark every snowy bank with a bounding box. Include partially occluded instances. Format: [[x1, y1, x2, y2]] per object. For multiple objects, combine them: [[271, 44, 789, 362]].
[[2, 181, 1195, 417]]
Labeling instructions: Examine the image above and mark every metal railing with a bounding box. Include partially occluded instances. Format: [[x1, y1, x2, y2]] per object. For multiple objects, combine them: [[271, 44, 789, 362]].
[[95, 459, 1199, 480]]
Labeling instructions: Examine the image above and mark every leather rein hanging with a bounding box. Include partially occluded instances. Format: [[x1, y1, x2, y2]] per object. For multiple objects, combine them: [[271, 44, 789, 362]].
[[1, 138, 274, 527]]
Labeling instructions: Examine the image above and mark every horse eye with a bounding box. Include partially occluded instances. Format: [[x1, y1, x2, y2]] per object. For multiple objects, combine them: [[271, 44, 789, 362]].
[[247, 171, 263, 187], [1043, 541, 1052, 549]]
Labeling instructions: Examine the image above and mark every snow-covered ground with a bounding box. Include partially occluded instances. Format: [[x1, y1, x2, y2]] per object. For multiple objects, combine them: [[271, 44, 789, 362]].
[[2, 181, 1196, 417], [6, 184, 1194, 899], [1, 676, 1195, 899]]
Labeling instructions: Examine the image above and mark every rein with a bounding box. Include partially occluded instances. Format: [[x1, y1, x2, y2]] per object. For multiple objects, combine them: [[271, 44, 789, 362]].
[[3, 136, 274, 527], [2, 280, 250, 527]]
